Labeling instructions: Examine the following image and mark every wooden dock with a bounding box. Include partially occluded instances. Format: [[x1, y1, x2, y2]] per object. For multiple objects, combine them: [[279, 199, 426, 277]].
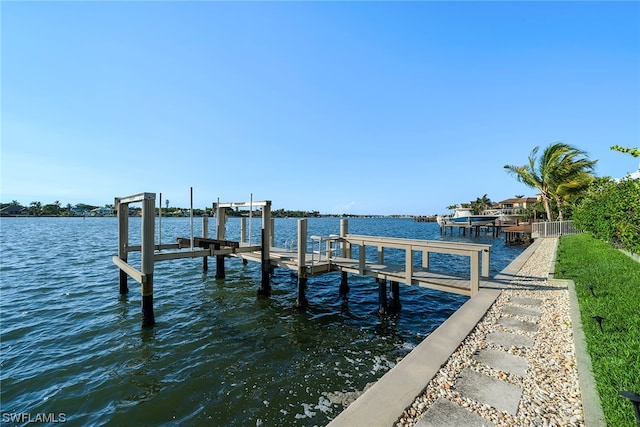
[[439, 221, 503, 237], [240, 234, 491, 298], [504, 224, 533, 245], [112, 192, 493, 326]]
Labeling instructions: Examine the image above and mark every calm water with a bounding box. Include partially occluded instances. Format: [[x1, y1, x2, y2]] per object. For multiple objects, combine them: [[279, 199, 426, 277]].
[[0, 217, 524, 426]]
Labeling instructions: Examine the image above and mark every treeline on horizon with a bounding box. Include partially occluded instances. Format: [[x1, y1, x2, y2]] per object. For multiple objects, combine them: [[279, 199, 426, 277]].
[[0, 201, 419, 219]]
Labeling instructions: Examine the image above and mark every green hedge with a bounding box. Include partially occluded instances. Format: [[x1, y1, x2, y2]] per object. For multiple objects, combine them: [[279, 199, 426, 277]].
[[572, 177, 640, 254]]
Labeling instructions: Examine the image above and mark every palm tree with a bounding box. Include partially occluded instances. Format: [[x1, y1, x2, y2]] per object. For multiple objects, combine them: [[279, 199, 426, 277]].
[[554, 170, 595, 220], [29, 201, 42, 216], [472, 194, 492, 214], [611, 145, 640, 158], [504, 142, 596, 221]]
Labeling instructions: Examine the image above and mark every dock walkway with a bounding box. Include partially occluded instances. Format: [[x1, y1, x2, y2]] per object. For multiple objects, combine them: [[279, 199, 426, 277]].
[[243, 249, 484, 296]]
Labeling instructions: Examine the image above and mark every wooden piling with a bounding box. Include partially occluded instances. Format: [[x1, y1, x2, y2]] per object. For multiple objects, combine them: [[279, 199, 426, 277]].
[[141, 193, 156, 327], [258, 229, 272, 296], [389, 280, 401, 312], [261, 202, 272, 291], [375, 229, 388, 313], [202, 215, 209, 272], [295, 219, 309, 308], [240, 217, 246, 244], [116, 198, 129, 295], [339, 219, 350, 297], [378, 279, 388, 315], [215, 204, 226, 279]]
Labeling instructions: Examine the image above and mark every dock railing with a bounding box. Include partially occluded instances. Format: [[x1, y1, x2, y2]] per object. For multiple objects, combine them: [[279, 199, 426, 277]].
[[531, 220, 581, 238], [309, 234, 341, 269], [343, 234, 491, 296]]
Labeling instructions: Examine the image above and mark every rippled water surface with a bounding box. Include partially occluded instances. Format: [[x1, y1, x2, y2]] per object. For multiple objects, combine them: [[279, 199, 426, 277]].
[[0, 217, 524, 426]]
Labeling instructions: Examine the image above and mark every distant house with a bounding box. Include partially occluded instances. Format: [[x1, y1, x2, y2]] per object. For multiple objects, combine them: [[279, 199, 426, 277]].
[[497, 197, 539, 214], [70, 206, 92, 216], [91, 207, 114, 216], [0, 205, 28, 216]]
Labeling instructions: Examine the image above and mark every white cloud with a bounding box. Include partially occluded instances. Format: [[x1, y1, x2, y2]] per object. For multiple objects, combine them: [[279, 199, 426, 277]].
[[335, 201, 356, 213]]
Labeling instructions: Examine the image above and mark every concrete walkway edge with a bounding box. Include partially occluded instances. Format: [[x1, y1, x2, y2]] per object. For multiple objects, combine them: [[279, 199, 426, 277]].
[[326, 288, 501, 427]]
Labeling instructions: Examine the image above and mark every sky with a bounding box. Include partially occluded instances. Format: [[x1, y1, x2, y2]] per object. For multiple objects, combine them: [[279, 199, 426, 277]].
[[2, 1, 639, 215]]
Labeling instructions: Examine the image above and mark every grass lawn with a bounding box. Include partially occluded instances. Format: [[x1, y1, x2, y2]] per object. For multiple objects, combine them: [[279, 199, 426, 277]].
[[556, 233, 640, 427]]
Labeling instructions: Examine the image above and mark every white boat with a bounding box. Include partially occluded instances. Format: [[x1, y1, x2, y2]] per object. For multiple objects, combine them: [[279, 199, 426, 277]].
[[437, 208, 499, 226]]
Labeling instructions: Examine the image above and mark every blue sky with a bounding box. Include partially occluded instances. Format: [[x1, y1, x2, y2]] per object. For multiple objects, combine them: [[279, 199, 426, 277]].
[[2, 1, 639, 215]]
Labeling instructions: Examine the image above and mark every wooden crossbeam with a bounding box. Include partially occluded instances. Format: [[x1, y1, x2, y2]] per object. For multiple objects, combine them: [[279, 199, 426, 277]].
[[176, 237, 240, 249]]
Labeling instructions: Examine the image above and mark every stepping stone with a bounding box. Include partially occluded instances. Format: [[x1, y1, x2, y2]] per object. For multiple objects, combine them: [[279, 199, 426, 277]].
[[455, 368, 523, 415], [501, 304, 541, 318], [486, 331, 535, 349], [473, 348, 528, 377], [498, 316, 538, 333], [510, 296, 542, 307], [415, 397, 495, 427]]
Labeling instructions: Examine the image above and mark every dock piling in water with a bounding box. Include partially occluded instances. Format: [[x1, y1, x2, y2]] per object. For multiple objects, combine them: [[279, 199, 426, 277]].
[[117, 200, 129, 295], [389, 281, 401, 313], [260, 228, 272, 296], [378, 279, 388, 315], [140, 193, 156, 327], [260, 202, 272, 293], [295, 219, 309, 308], [215, 203, 226, 279], [202, 215, 209, 272], [338, 219, 350, 298]]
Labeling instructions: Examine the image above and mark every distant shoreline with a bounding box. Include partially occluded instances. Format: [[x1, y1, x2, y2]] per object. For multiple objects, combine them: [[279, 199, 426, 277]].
[[0, 213, 435, 219]]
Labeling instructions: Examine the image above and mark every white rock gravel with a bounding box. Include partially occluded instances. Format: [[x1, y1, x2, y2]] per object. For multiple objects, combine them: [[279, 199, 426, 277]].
[[396, 237, 585, 427]]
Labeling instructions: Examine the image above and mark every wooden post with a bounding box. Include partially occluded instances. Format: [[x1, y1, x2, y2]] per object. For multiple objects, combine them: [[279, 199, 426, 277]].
[[378, 245, 384, 264], [189, 187, 194, 251], [240, 217, 248, 265], [389, 280, 401, 312], [158, 193, 162, 248], [202, 215, 209, 272], [270, 218, 275, 248], [116, 197, 129, 295], [215, 204, 226, 279], [261, 201, 272, 291], [141, 193, 155, 327], [296, 219, 308, 308], [240, 217, 246, 244], [470, 250, 480, 296], [422, 250, 430, 270], [481, 247, 490, 278], [376, 245, 384, 284], [258, 229, 272, 296], [340, 219, 351, 258], [358, 243, 366, 276], [405, 245, 413, 285], [378, 279, 388, 315], [339, 219, 349, 298]]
